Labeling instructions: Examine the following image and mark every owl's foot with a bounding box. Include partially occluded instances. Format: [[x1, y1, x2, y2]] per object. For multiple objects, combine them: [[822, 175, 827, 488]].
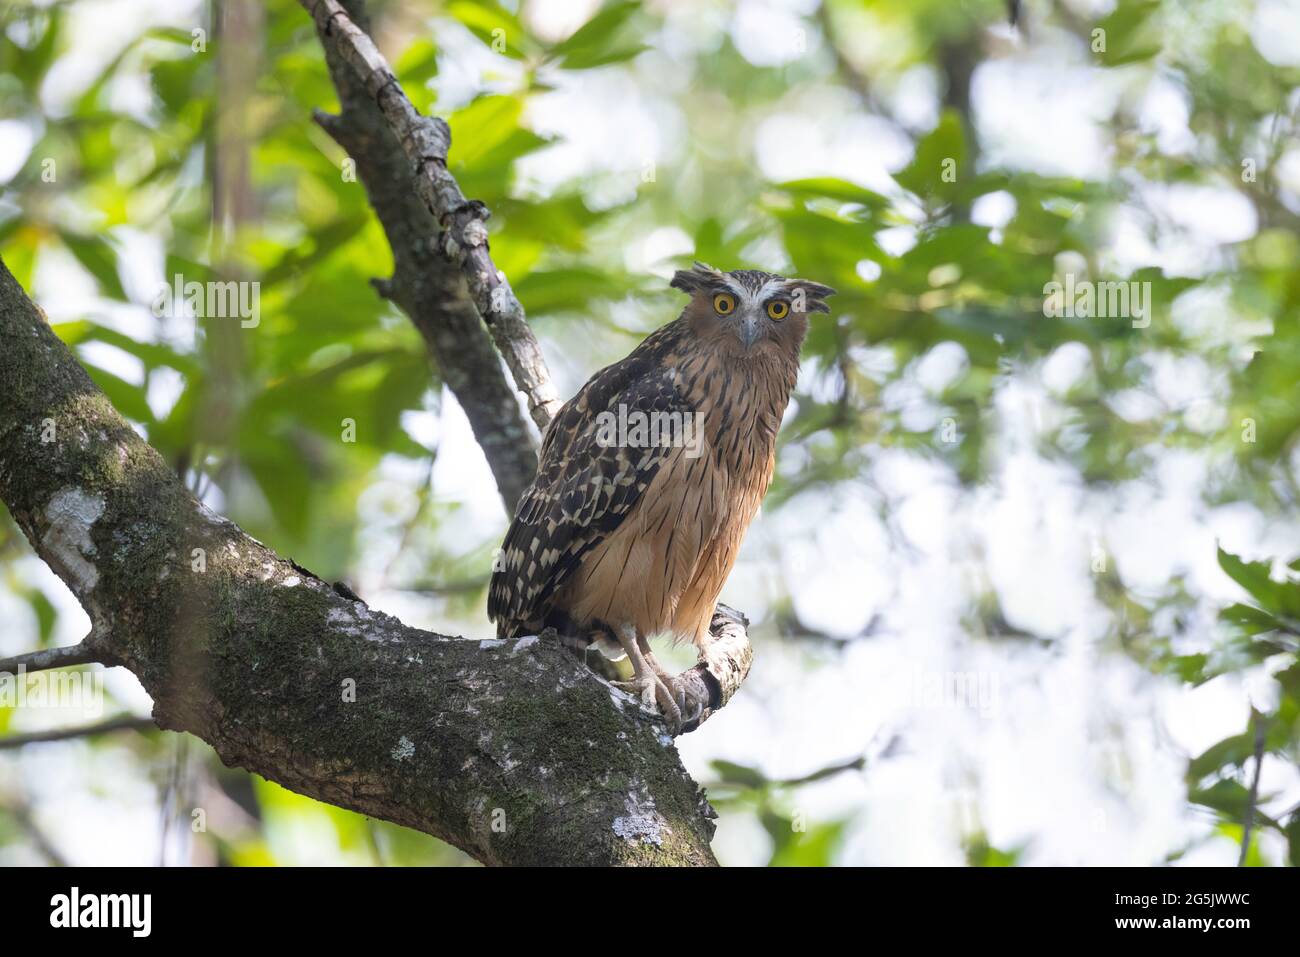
[[654, 663, 704, 729], [646, 652, 701, 728], [612, 626, 684, 734], [613, 671, 683, 733]]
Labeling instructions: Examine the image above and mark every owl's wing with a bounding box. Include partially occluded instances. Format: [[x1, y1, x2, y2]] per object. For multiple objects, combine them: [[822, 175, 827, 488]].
[[488, 330, 692, 636]]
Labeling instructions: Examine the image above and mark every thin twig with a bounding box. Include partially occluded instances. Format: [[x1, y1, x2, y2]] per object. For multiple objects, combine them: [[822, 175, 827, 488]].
[[0, 714, 155, 750], [2, 798, 69, 866], [774, 754, 868, 788], [400, 576, 492, 597], [0, 640, 106, 676], [816, 2, 890, 119], [1238, 710, 1267, 867]]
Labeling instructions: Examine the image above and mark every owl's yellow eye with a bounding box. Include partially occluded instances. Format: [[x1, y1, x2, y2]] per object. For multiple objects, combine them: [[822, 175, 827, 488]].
[[713, 293, 736, 316], [767, 300, 790, 321]]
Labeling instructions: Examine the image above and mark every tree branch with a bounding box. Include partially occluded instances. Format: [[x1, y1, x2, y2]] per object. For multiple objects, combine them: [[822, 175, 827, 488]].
[[0, 2, 759, 865], [0, 257, 720, 865], [1239, 709, 1267, 867], [0, 714, 155, 750], [0, 797, 70, 865], [296, 0, 756, 730], [816, 2, 890, 119], [310, 0, 537, 513], [299, 0, 563, 433], [675, 604, 753, 733], [0, 639, 109, 676]]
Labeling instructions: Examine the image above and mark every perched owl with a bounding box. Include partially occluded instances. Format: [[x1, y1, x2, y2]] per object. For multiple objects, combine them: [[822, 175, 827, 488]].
[[488, 263, 835, 730]]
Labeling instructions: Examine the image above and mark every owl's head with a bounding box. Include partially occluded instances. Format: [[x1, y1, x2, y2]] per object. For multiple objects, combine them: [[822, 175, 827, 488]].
[[670, 262, 835, 357]]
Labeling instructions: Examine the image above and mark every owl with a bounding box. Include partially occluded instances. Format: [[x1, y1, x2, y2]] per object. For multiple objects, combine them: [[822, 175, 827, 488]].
[[488, 263, 835, 731]]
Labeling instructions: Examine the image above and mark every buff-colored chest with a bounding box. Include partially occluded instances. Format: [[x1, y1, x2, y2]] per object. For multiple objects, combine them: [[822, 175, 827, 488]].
[[557, 350, 793, 646]]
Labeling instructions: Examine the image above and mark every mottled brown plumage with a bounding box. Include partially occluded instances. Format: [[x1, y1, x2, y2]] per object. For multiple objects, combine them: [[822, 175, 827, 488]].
[[488, 263, 834, 728]]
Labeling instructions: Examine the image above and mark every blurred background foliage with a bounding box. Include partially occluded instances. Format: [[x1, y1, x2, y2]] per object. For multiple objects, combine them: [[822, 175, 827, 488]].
[[1, 0, 1299, 866]]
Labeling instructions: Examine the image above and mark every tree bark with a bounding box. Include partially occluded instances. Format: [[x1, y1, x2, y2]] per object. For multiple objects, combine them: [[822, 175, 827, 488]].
[[297, 0, 563, 433], [312, 0, 538, 514]]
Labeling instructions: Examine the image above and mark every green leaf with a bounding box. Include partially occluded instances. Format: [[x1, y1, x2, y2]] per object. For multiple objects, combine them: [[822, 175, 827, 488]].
[[767, 817, 847, 867], [57, 321, 199, 376], [1217, 546, 1300, 618], [11, 9, 62, 83], [514, 267, 630, 315], [894, 109, 966, 203], [447, 95, 526, 172], [396, 39, 440, 86], [81, 364, 154, 425], [1189, 778, 1252, 819], [26, 587, 58, 646], [710, 759, 768, 789], [1217, 547, 1275, 599], [149, 55, 202, 114], [244, 450, 314, 541], [145, 26, 198, 46], [394, 38, 440, 113], [453, 127, 551, 201], [261, 215, 370, 288], [547, 2, 644, 70], [447, 1, 536, 60], [1187, 731, 1256, 783], [1093, 0, 1163, 67], [553, 41, 647, 70], [964, 832, 1026, 867], [496, 194, 606, 250], [776, 177, 891, 213], [1220, 602, 1282, 636], [60, 232, 127, 300]]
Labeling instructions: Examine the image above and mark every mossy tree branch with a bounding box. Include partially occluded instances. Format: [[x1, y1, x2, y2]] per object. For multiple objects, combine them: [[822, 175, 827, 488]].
[[0, 259, 719, 866], [294, 0, 756, 742]]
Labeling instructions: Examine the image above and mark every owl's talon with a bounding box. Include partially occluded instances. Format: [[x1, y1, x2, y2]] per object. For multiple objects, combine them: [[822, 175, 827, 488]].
[[609, 626, 685, 734], [655, 674, 685, 734], [612, 673, 683, 734], [611, 676, 654, 708]]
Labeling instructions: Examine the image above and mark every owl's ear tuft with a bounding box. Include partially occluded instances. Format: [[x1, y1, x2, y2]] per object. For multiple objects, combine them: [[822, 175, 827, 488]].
[[786, 279, 837, 314], [670, 261, 727, 295]]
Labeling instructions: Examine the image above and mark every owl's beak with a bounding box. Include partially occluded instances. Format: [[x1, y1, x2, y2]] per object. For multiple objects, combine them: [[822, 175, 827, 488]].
[[739, 314, 761, 350]]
